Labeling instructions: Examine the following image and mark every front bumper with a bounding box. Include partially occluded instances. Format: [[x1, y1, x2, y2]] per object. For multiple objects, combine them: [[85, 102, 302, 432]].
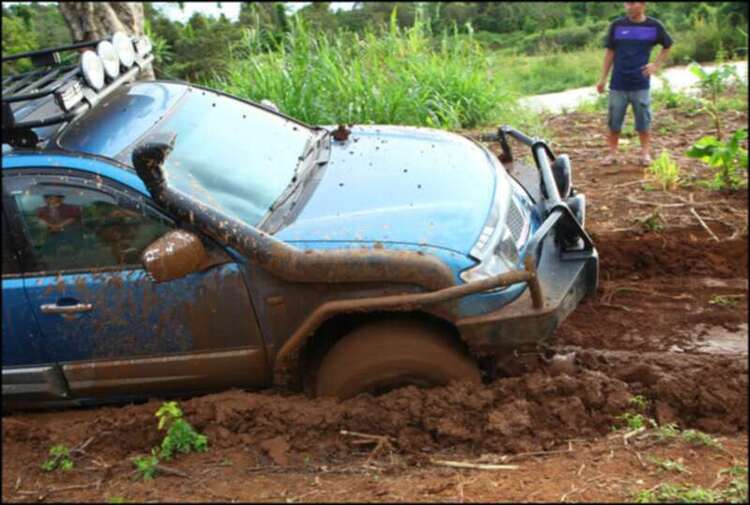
[[456, 229, 598, 357], [456, 125, 599, 356]]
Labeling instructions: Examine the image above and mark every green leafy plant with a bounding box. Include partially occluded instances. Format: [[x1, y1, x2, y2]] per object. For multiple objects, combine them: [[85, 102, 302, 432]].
[[156, 401, 208, 460], [652, 422, 681, 442], [686, 128, 748, 190], [634, 483, 720, 503], [628, 395, 650, 411], [681, 429, 722, 448], [615, 412, 648, 431], [648, 456, 690, 474], [132, 449, 159, 481], [40, 444, 74, 472], [720, 466, 748, 503], [647, 151, 682, 191], [689, 63, 740, 139]]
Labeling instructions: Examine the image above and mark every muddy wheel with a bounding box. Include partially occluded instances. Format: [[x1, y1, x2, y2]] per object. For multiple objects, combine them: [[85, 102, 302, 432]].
[[314, 318, 481, 399]]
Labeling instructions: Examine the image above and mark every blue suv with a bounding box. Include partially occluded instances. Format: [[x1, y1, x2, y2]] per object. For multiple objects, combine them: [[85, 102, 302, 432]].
[[2, 34, 597, 408]]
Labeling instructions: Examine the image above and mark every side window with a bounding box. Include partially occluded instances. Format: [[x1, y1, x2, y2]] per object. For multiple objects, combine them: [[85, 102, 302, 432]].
[[1, 213, 21, 276], [13, 183, 172, 273]]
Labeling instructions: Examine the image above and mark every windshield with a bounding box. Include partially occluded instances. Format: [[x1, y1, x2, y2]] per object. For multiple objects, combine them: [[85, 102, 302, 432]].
[[60, 82, 315, 226]]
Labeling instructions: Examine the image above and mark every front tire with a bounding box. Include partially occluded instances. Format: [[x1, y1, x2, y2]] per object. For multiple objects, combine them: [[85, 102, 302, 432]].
[[314, 317, 481, 399]]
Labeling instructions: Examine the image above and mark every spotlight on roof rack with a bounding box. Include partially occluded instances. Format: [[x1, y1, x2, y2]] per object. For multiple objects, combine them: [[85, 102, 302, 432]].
[[97, 40, 120, 79], [112, 32, 135, 68], [80, 50, 105, 90], [134, 35, 152, 58]]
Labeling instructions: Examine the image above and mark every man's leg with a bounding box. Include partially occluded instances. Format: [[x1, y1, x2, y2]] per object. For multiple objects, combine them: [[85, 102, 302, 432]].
[[633, 89, 653, 165], [606, 90, 627, 164]]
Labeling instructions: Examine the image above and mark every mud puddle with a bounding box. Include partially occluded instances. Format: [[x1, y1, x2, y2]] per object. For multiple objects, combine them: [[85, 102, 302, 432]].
[[667, 323, 748, 355]]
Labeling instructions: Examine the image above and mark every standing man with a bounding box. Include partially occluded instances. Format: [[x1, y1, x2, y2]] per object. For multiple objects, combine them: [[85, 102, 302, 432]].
[[597, 2, 673, 166]]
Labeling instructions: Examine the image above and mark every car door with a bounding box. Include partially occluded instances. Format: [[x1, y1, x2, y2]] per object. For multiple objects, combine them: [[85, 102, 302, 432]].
[[2, 206, 69, 402], [3, 169, 269, 401]]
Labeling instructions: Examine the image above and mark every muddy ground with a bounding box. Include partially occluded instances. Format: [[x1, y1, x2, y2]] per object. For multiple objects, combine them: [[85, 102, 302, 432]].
[[2, 102, 748, 503]]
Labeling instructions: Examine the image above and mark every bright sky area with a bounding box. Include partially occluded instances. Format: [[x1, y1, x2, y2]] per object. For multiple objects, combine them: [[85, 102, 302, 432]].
[[5, 2, 356, 22], [155, 2, 355, 22]]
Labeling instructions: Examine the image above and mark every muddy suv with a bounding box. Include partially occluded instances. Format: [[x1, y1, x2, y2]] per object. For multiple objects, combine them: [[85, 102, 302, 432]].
[[2, 35, 597, 408]]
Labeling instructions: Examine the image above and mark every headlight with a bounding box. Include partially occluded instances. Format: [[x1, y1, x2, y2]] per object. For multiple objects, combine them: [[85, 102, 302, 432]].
[[460, 227, 519, 284]]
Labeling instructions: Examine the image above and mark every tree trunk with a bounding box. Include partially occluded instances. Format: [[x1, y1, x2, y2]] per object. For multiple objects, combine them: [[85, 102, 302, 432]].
[[58, 2, 154, 79]]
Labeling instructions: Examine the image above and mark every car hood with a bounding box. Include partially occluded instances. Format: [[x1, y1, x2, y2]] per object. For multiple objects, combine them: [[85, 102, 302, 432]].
[[275, 125, 499, 255]]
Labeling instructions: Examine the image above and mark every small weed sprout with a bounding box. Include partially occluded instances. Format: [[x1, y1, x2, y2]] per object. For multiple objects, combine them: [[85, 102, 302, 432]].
[[647, 151, 682, 191], [634, 483, 720, 503], [641, 212, 665, 232], [156, 401, 208, 460], [709, 295, 739, 307], [132, 449, 159, 481], [108, 496, 127, 504], [681, 429, 722, 448], [652, 422, 681, 442], [648, 455, 690, 474], [41, 444, 74, 472], [628, 395, 649, 411], [615, 412, 648, 431]]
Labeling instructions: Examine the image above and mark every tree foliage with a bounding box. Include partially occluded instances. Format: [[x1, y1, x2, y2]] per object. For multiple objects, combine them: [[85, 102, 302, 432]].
[[2, 2, 746, 83]]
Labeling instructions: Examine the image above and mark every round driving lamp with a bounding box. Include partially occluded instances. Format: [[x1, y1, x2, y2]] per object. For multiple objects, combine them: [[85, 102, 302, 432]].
[[112, 32, 135, 68], [80, 50, 105, 90], [96, 40, 120, 79]]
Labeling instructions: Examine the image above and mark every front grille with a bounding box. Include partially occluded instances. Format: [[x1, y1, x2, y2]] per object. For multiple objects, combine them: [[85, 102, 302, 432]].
[[506, 199, 525, 243]]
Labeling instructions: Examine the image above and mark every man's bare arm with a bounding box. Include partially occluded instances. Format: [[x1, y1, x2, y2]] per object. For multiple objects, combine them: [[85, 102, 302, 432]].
[[643, 47, 671, 76], [597, 49, 615, 93]]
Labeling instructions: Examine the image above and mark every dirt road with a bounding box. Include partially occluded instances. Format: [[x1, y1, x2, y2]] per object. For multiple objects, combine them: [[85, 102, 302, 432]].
[[2, 92, 747, 503], [520, 60, 748, 114]]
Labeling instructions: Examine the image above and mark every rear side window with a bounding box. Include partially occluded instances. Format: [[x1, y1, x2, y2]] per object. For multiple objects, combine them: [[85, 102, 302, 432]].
[[12, 183, 172, 273], [1, 213, 21, 276]]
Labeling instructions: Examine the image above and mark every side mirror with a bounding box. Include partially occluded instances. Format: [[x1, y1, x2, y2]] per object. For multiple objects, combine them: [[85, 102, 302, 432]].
[[141, 230, 209, 282]]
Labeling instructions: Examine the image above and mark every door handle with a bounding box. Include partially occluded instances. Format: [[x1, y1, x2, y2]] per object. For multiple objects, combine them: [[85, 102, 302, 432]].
[[40, 303, 93, 315]]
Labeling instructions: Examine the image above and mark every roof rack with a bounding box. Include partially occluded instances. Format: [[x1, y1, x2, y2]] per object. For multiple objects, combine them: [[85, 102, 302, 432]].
[[2, 32, 154, 147]]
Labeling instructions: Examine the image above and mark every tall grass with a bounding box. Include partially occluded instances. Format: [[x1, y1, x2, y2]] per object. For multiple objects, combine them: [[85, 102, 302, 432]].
[[208, 14, 540, 131]]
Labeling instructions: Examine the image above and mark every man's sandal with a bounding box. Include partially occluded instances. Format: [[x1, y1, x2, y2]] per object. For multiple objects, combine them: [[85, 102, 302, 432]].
[[602, 154, 618, 166], [639, 154, 653, 166]]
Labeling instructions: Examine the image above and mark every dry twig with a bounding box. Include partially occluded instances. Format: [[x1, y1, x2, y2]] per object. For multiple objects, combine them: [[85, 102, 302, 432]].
[[430, 459, 519, 471], [690, 207, 720, 242]]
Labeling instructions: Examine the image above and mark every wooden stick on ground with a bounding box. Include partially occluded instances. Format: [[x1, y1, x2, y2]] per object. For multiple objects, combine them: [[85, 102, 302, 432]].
[[690, 207, 720, 242], [431, 459, 519, 471]]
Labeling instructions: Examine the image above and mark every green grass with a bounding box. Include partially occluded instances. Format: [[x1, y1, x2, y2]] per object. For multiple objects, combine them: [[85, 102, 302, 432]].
[[489, 46, 602, 96], [209, 16, 542, 132], [647, 151, 682, 191], [648, 456, 690, 474], [634, 483, 720, 503], [633, 467, 747, 503]]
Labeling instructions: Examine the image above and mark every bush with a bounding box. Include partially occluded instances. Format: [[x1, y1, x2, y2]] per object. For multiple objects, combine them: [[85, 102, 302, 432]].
[[209, 14, 530, 130], [520, 21, 607, 54]]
